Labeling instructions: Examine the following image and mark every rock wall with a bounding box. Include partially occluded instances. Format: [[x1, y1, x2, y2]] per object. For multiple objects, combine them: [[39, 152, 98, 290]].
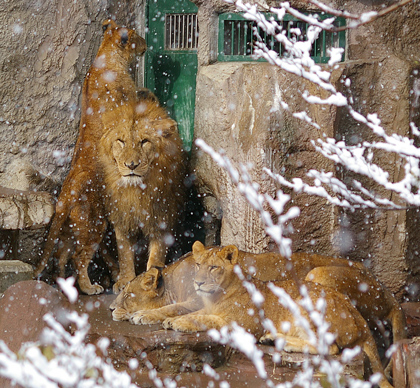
[[192, 62, 340, 255], [191, 0, 420, 299], [0, 0, 145, 265]]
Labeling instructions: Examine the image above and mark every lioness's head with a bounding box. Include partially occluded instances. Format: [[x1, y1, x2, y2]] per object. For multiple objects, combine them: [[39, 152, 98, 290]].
[[100, 101, 181, 188], [109, 268, 164, 321], [192, 241, 240, 299], [100, 19, 146, 62]]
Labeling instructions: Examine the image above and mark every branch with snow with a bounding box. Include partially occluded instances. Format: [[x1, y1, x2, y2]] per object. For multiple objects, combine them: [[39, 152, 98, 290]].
[[196, 138, 299, 258], [0, 311, 136, 388], [228, 0, 420, 210]]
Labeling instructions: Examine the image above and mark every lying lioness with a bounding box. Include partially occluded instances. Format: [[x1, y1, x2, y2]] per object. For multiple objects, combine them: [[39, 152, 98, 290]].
[[162, 244, 393, 388], [110, 246, 298, 323], [110, 241, 405, 347]]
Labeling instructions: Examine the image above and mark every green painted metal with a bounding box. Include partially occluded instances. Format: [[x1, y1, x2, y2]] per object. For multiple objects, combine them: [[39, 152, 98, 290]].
[[218, 13, 346, 64], [145, 0, 198, 152]]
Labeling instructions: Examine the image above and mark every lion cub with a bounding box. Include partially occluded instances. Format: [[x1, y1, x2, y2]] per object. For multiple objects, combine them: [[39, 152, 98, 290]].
[[35, 20, 146, 295], [163, 245, 393, 388]]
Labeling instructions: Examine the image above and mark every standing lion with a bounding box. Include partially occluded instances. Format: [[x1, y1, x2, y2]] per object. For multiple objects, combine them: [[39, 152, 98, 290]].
[[35, 20, 146, 295], [99, 99, 186, 293]]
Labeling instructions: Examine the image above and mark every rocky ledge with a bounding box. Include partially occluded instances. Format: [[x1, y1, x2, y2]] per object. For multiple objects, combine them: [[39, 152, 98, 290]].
[[0, 280, 368, 387]]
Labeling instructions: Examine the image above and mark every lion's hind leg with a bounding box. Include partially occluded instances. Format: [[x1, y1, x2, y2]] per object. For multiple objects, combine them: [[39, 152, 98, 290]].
[[56, 238, 75, 278], [73, 242, 104, 295]]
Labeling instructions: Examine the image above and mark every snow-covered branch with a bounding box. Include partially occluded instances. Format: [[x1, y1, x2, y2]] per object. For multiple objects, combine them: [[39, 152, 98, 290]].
[[229, 0, 420, 210]]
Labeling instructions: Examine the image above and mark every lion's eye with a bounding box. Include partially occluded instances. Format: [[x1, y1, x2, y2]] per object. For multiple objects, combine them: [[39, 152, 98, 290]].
[[117, 139, 125, 147], [209, 266, 218, 271], [195, 263, 200, 269], [141, 138, 150, 146]]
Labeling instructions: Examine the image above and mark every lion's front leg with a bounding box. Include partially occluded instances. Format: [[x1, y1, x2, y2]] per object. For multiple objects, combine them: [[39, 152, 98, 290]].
[[113, 228, 136, 293], [163, 313, 228, 333], [147, 238, 168, 270]]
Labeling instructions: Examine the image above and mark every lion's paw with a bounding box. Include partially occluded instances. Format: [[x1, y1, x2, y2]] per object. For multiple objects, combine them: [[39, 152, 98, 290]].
[[130, 310, 166, 325], [112, 308, 130, 321], [162, 317, 176, 330], [162, 317, 197, 332], [82, 283, 104, 295], [259, 333, 275, 345]]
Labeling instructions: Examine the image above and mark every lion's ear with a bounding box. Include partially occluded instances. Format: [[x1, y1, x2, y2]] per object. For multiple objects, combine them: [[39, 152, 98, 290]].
[[102, 19, 116, 33], [141, 267, 161, 291], [192, 241, 205, 255], [159, 119, 178, 138], [119, 28, 129, 46], [221, 245, 239, 265]]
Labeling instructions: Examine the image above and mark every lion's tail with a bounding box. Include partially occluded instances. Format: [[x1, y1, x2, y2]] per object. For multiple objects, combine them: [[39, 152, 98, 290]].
[[34, 173, 84, 278], [33, 204, 70, 278], [362, 335, 394, 388], [384, 288, 407, 343]]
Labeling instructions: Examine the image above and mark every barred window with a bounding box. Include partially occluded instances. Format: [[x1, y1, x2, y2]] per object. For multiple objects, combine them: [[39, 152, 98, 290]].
[[218, 13, 345, 63], [165, 13, 199, 50]]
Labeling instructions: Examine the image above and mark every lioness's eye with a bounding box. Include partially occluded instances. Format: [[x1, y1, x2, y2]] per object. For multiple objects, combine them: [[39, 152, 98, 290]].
[[141, 138, 150, 146], [195, 263, 200, 269], [210, 266, 218, 271], [117, 139, 125, 147]]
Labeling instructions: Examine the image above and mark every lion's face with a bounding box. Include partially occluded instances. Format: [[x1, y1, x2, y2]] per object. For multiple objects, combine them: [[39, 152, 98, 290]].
[[101, 102, 179, 189], [101, 19, 146, 62], [110, 128, 156, 187], [109, 268, 164, 321], [192, 241, 240, 299]]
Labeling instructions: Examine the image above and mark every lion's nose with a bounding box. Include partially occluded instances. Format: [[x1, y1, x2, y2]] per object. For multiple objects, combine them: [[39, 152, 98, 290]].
[[195, 281, 204, 288], [125, 161, 139, 170]]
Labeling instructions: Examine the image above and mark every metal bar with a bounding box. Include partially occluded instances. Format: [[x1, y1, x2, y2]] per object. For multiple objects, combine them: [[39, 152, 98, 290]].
[[177, 14, 180, 49], [169, 15, 173, 49]]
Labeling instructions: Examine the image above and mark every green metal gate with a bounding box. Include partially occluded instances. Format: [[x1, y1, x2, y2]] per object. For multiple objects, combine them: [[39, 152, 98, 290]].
[[145, 0, 198, 152]]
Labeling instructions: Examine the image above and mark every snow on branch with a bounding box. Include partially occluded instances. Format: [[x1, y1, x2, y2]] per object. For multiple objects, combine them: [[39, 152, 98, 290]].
[[228, 0, 420, 210], [0, 311, 136, 388], [196, 138, 299, 258]]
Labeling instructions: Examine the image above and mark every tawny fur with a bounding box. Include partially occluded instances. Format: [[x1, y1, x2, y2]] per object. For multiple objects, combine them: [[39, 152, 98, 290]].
[[113, 241, 405, 350], [109, 252, 203, 323], [99, 100, 186, 293], [34, 19, 146, 295], [163, 244, 393, 388]]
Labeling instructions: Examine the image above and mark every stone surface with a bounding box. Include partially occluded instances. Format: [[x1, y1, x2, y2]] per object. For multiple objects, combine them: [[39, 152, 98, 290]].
[[402, 302, 420, 338], [192, 61, 341, 255], [0, 260, 33, 293], [80, 294, 364, 385], [392, 337, 420, 388], [0, 286, 366, 387], [0, 186, 54, 230], [0, 280, 73, 388], [191, 1, 420, 300]]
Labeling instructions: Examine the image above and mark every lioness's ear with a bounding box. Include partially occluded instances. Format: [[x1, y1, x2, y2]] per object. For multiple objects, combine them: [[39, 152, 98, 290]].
[[119, 28, 129, 46], [141, 268, 161, 291], [102, 19, 116, 33], [192, 241, 205, 255], [221, 245, 239, 265]]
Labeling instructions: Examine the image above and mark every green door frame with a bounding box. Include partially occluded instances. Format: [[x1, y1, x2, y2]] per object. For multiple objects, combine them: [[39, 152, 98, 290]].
[[145, 0, 198, 152]]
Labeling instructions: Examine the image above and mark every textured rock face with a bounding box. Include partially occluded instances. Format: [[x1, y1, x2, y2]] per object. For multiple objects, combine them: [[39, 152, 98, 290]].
[[0, 0, 109, 183], [0, 260, 33, 293], [192, 1, 420, 299], [192, 62, 340, 255]]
